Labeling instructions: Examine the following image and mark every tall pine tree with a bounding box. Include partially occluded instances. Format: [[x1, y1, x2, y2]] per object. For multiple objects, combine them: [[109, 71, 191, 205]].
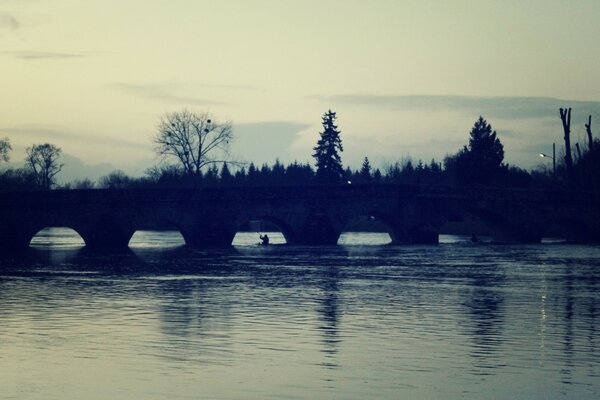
[[313, 110, 344, 183], [454, 116, 504, 185], [359, 156, 372, 182]]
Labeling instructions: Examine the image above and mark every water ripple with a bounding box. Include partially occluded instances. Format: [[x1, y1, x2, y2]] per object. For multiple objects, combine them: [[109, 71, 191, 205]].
[[0, 232, 599, 399]]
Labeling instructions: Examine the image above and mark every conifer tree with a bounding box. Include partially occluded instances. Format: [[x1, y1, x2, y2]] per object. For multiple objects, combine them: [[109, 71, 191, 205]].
[[454, 116, 504, 185], [220, 162, 232, 184], [468, 116, 504, 169], [373, 168, 382, 182], [359, 157, 372, 182], [313, 110, 344, 183]]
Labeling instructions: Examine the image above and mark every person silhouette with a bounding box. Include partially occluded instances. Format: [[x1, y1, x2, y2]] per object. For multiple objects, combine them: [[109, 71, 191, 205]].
[[259, 234, 270, 245]]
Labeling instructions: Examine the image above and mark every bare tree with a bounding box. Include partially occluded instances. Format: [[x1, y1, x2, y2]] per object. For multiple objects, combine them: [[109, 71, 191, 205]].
[[70, 178, 96, 189], [25, 143, 64, 190], [99, 170, 131, 189], [0, 137, 11, 163], [585, 115, 594, 152], [559, 107, 574, 184], [154, 110, 233, 176]]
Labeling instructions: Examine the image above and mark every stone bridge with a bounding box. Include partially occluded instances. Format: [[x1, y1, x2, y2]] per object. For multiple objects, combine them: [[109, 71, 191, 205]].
[[1, 184, 599, 251]]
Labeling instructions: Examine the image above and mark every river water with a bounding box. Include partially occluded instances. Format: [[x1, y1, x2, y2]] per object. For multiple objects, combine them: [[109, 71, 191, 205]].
[[1, 229, 599, 399]]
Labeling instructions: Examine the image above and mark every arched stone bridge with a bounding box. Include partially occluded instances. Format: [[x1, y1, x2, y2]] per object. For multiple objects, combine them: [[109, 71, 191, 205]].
[[1, 184, 599, 251]]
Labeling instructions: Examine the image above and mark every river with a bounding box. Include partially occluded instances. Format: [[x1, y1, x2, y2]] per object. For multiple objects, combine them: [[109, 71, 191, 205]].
[[1, 229, 599, 399]]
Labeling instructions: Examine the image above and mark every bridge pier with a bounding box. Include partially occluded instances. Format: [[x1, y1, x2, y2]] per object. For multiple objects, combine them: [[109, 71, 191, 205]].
[[565, 226, 600, 244], [492, 231, 542, 244], [179, 220, 237, 248], [74, 217, 135, 251], [0, 225, 36, 251], [287, 213, 342, 245], [389, 225, 440, 245], [490, 222, 542, 244], [79, 226, 135, 251]]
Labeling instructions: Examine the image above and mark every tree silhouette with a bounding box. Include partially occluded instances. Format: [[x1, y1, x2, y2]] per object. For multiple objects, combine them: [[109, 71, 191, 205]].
[[313, 110, 344, 183], [220, 162, 233, 184], [154, 110, 233, 176], [453, 116, 504, 185], [585, 115, 594, 152], [25, 143, 64, 190], [0, 137, 11, 163], [359, 157, 372, 182], [99, 170, 131, 189], [559, 107, 575, 184]]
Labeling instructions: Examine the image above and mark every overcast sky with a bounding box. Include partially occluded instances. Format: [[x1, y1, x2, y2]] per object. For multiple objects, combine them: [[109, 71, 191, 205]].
[[2, 0, 600, 180]]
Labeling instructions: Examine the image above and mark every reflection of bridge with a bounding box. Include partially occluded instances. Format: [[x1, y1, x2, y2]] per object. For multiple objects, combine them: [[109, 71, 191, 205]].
[[1, 185, 599, 251]]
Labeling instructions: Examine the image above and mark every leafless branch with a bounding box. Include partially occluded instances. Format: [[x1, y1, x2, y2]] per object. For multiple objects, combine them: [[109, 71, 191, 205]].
[[154, 110, 233, 176]]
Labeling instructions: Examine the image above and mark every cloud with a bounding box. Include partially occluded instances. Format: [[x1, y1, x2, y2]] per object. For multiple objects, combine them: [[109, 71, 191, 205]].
[[232, 121, 310, 165], [496, 129, 526, 139], [0, 51, 87, 60], [0, 125, 149, 150], [0, 12, 19, 32], [111, 81, 260, 106], [1, 151, 119, 184], [312, 94, 600, 121], [57, 153, 117, 184], [113, 83, 225, 106]]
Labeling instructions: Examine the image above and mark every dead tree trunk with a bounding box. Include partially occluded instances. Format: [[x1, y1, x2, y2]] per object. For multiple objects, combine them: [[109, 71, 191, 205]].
[[585, 115, 594, 152], [576, 142, 582, 160], [559, 107, 575, 184]]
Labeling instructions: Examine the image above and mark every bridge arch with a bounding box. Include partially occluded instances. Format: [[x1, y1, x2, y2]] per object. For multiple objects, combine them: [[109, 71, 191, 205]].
[[339, 213, 396, 245], [129, 218, 200, 248], [442, 208, 543, 244], [233, 215, 296, 245], [332, 205, 440, 245], [540, 215, 597, 243], [129, 228, 186, 249], [28, 226, 86, 248]]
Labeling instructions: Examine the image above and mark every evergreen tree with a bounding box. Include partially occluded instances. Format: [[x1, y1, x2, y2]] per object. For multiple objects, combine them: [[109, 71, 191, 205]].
[[220, 162, 233, 184], [285, 161, 314, 184], [401, 159, 416, 184], [359, 157, 372, 182], [373, 168, 382, 183], [416, 159, 424, 172], [204, 165, 219, 184], [385, 162, 402, 183], [234, 167, 247, 184], [468, 116, 504, 168], [454, 116, 505, 185], [344, 166, 354, 182], [429, 159, 441, 173], [247, 162, 259, 185], [259, 163, 271, 185], [313, 110, 344, 183], [271, 159, 286, 184]]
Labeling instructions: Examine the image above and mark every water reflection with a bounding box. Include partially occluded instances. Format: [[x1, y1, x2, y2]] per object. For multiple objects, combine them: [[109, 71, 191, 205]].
[[156, 275, 236, 365], [316, 265, 341, 367], [561, 264, 575, 385], [463, 266, 506, 370], [1, 233, 599, 399]]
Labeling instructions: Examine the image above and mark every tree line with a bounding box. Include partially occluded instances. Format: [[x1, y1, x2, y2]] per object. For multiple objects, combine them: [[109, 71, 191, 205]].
[[0, 141, 64, 190], [0, 107, 598, 191]]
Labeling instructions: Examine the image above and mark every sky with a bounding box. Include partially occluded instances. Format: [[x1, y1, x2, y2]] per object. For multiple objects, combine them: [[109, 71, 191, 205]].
[[2, 0, 600, 181]]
